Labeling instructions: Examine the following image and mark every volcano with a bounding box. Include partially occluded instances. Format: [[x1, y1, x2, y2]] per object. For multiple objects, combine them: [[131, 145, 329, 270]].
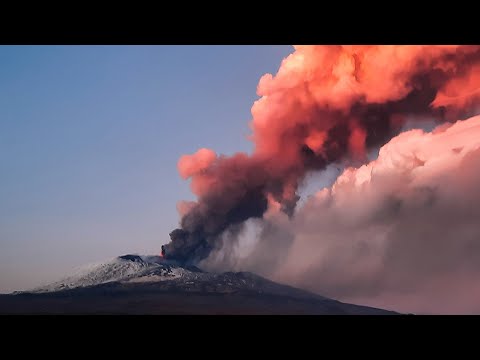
[[0, 255, 398, 314]]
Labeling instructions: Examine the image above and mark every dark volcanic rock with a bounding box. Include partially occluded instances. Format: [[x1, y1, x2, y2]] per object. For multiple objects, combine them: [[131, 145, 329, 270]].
[[118, 254, 144, 263], [0, 255, 399, 315]]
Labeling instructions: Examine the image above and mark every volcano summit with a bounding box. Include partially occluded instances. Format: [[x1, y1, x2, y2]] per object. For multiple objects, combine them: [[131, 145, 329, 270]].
[[0, 255, 398, 314]]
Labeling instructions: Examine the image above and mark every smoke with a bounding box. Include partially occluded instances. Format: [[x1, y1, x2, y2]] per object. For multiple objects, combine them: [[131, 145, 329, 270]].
[[163, 45, 480, 265], [203, 115, 480, 314]]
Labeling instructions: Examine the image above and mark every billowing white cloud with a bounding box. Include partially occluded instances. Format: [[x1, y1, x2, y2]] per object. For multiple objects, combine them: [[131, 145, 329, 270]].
[[203, 115, 480, 314]]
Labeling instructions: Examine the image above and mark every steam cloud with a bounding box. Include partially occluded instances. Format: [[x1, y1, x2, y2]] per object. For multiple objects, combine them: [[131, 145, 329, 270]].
[[163, 45, 480, 268], [203, 116, 480, 314]]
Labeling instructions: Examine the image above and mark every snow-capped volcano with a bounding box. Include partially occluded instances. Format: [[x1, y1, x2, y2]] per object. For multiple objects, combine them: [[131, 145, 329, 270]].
[[2, 254, 400, 314], [27, 255, 199, 293]]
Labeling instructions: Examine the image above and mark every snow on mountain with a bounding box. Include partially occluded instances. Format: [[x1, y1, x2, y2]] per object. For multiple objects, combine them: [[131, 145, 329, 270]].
[[5, 254, 399, 314], [23, 253, 332, 302], [27, 254, 195, 293]]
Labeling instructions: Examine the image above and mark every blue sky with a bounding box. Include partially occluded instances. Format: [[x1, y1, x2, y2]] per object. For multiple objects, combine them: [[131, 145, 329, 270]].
[[0, 45, 294, 292]]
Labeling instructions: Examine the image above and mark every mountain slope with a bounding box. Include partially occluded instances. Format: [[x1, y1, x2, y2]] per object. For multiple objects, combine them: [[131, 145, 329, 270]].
[[24, 255, 197, 294], [0, 255, 399, 315]]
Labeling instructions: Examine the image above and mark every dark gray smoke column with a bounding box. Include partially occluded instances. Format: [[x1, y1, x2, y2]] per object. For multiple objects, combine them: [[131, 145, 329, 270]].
[[164, 184, 268, 264], [163, 45, 480, 265]]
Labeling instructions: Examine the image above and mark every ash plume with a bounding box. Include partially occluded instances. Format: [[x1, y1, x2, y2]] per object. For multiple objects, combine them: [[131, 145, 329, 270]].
[[204, 115, 480, 314], [163, 45, 480, 265]]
